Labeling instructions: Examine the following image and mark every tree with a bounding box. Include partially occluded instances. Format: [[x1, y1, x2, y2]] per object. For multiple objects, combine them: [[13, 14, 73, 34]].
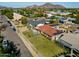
[[5, 12, 13, 19], [49, 19, 54, 24], [20, 16, 28, 25], [1, 40, 21, 57], [72, 20, 79, 24], [9, 41, 21, 56], [50, 16, 56, 19], [1, 9, 13, 19]]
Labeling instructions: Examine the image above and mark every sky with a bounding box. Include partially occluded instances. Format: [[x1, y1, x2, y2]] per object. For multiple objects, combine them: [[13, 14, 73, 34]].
[[0, 2, 79, 8]]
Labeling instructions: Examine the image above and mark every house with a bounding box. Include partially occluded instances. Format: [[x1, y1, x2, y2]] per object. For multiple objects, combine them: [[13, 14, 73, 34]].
[[65, 17, 76, 24], [36, 25, 62, 40], [49, 11, 71, 15], [28, 19, 49, 27], [56, 10, 71, 15], [13, 13, 23, 25], [58, 23, 78, 33], [47, 13, 52, 18], [57, 33, 79, 51], [67, 17, 76, 21], [50, 11, 58, 15], [59, 17, 66, 24], [59, 17, 76, 24]]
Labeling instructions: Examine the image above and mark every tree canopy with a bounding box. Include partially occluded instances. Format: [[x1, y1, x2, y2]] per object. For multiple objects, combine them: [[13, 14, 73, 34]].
[[20, 16, 28, 25], [1, 9, 13, 19]]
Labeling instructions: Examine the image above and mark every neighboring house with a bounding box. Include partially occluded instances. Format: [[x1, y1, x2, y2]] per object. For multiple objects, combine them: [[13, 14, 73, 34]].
[[27, 19, 50, 35], [67, 17, 76, 21], [49, 11, 71, 15], [50, 23, 77, 34], [58, 33, 79, 51], [46, 13, 53, 18], [58, 23, 77, 33], [66, 17, 76, 24], [28, 19, 49, 27], [57, 11, 71, 15], [59, 17, 76, 24], [59, 17, 67, 24], [36, 25, 62, 40], [50, 11, 58, 15], [59, 12, 71, 15]]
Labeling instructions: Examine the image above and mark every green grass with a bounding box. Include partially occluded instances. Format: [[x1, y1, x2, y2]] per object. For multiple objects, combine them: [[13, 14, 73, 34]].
[[23, 30, 66, 57]]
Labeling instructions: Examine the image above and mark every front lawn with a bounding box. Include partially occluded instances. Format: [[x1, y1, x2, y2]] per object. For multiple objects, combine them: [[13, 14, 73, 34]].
[[23, 30, 67, 57]]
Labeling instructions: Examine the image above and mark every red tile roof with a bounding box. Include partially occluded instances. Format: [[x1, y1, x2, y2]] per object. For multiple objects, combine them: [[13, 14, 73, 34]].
[[37, 25, 60, 37]]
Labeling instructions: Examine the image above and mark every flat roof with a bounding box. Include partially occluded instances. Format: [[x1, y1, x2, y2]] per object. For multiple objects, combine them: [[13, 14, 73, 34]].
[[61, 33, 79, 49]]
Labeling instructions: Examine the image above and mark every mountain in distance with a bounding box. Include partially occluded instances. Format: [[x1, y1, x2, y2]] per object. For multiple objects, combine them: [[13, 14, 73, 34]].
[[40, 3, 65, 9], [27, 3, 65, 9], [0, 3, 65, 9]]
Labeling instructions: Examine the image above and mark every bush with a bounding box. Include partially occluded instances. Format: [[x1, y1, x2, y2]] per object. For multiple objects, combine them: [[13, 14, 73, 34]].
[[0, 39, 3, 43], [20, 16, 27, 25]]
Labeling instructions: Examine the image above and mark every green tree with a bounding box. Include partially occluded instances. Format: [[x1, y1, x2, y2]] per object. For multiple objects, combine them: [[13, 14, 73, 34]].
[[5, 12, 13, 19], [72, 19, 79, 24], [20, 16, 28, 25], [50, 16, 56, 19], [1, 9, 13, 19]]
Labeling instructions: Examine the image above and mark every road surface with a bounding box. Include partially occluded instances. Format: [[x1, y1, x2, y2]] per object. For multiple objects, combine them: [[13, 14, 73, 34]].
[[0, 15, 32, 57]]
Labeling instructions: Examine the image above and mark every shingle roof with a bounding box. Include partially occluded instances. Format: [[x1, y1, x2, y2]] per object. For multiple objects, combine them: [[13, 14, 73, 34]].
[[37, 25, 60, 37]]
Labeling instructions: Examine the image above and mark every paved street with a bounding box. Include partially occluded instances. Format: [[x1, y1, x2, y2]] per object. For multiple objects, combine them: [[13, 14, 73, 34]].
[[0, 15, 32, 57]]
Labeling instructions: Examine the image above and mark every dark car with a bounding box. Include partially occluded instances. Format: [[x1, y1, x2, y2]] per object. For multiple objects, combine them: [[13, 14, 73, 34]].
[[12, 27, 16, 31], [7, 21, 12, 26]]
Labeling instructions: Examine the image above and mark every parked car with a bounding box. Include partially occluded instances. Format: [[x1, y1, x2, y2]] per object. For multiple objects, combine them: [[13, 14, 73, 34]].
[[74, 30, 79, 34], [7, 21, 12, 26], [12, 26, 16, 31]]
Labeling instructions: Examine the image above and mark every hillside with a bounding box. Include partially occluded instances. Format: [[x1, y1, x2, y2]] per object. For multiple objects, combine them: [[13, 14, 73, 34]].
[[27, 3, 65, 9], [40, 3, 65, 9]]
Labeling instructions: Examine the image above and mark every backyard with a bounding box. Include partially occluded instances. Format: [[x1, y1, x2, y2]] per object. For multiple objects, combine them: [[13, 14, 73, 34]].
[[23, 30, 67, 57]]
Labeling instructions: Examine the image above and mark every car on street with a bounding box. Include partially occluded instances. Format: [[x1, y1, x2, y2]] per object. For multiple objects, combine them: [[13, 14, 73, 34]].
[[11, 26, 16, 31], [7, 21, 12, 26], [13, 27, 16, 31]]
